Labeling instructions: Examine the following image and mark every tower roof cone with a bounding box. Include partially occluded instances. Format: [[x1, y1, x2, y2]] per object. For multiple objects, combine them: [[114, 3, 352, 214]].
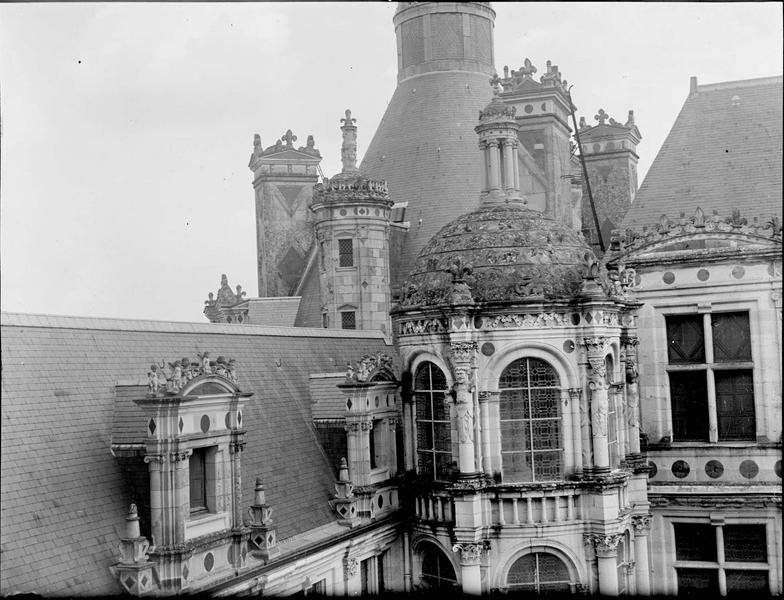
[[360, 2, 497, 295]]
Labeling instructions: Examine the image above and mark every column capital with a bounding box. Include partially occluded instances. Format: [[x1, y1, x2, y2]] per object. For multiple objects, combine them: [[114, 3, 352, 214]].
[[343, 557, 359, 580], [587, 356, 609, 389], [619, 334, 639, 348], [450, 341, 477, 363], [452, 540, 491, 565], [170, 449, 193, 462], [583, 336, 609, 356], [566, 387, 582, 401], [584, 533, 624, 557], [631, 514, 652, 535]]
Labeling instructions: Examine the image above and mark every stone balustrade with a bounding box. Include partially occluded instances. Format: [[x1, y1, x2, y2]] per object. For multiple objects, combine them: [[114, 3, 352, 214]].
[[491, 489, 581, 526], [413, 493, 455, 525]]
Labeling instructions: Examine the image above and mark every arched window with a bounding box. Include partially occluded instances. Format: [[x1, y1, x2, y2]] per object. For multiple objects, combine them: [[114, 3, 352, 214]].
[[414, 362, 451, 481], [418, 541, 457, 589], [507, 552, 572, 593], [499, 357, 562, 481]]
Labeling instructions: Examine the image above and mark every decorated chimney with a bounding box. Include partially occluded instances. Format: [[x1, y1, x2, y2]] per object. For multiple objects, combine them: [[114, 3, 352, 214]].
[[121, 355, 252, 594], [203, 274, 249, 324], [310, 111, 394, 333], [249, 129, 322, 297], [333, 353, 401, 522], [577, 109, 642, 253], [497, 59, 582, 228]]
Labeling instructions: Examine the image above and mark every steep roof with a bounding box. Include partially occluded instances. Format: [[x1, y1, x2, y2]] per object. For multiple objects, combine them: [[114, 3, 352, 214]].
[[360, 70, 493, 295], [0, 313, 388, 596], [622, 76, 783, 229]]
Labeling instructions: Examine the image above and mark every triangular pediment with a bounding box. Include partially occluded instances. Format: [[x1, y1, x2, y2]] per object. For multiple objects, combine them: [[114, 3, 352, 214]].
[[262, 149, 320, 162]]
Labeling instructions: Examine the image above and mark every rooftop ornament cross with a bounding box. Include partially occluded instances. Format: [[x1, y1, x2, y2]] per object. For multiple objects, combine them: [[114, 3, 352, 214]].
[[282, 129, 297, 147], [595, 109, 610, 126]]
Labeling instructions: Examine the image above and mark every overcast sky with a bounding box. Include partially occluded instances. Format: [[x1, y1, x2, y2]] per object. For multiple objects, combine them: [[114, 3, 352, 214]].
[[1, 2, 781, 322]]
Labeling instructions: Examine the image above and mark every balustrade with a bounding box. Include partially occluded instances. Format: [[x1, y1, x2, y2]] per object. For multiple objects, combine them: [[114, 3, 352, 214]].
[[413, 493, 455, 524], [491, 489, 581, 526]]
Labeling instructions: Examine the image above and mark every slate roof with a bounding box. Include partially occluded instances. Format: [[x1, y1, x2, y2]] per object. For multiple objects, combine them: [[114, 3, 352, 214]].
[[0, 313, 389, 596], [360, 70, 493, 295], [246, 296, 301, 327], [309, 373, 350, 421], [622, 76, 783, 229]]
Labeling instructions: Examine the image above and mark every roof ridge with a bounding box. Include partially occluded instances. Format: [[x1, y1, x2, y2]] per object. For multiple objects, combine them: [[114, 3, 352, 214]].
[[697, 75, 783, 93], [0, 311, 389, 341]]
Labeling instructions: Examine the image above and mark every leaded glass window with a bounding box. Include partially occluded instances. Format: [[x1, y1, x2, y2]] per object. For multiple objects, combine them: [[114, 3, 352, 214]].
[[499, 358, 562, 482], [338, 238, 354, 267], [414, 362, 451, 481], [507, 552, 572, 593], [665, 311, 755, 442]]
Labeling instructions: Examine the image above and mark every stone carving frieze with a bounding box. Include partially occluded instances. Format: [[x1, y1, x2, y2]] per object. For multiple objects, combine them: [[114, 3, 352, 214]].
[[345, 353, 397, 383], [147, 353, 238, 395], [482, 312, 568, 329], [452, 540, 491, 564], [399, 317, 449, 336], [343, 558, 358, 580]]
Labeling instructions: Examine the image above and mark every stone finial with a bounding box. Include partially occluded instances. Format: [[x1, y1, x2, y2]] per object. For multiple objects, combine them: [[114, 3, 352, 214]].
[[579, 116, 587, 130], [518, 58, 537, 79], [253, 134, 262, 155], [254, 477, 266, 505], [540, 60, 562, 86], [125, 504, 141, 539], [339, 109, 359, 174], [625, 110, 635, 127], [338, 457, 350, 482], [489, 73, 503, 95], [282, 129, 297, 147], [595, 108, 610, 125]]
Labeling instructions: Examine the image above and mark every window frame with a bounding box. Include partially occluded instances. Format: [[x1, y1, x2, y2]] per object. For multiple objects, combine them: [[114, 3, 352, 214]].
[[413, 362, 452, 482], [418, 541, 458, 590], [505, 551, 574, 594], [672, 520, 771, 596], [498, 357, 563, 483], [337, 238, 355, 268], [189, 447, 209, 515], [340, 310, 357, 330], [664, 310, 756, 443]]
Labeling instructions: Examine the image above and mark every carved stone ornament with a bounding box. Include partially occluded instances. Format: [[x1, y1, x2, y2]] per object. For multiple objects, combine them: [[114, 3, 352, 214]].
[[584, 533, 624, 557], [452, 540, 491, 564], [631, 514, 652, 534], [583, 336, 608, 356], [170, 449, 193, 462], [345, 353, 396, 383], [483, 312, 568, 329], [344, 558, 359, 580], [450, 341, 478, 363], [147, 353, 238, 395], [456, 402, 474, 443], [399, 317, 448, 336]]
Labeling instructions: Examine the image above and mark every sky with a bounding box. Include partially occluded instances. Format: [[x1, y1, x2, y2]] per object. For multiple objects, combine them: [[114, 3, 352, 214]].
[[1, 2, 781, 323]]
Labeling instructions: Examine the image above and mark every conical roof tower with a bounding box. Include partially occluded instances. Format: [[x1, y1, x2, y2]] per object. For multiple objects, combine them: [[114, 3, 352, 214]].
[[360, 2, 496, 297]]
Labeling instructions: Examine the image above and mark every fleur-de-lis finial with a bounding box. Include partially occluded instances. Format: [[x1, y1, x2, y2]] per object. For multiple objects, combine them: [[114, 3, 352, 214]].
[[595, 109, 609, 125], [519, 58, 537, 79], [340, 109, 356, 127], [282, 129, 297, 147], [489, 73, 503, 94]]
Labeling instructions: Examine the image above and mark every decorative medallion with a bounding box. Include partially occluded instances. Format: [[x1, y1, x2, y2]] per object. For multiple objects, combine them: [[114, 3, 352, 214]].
[[204, 552, 214, 572], [662, 271, 675, 284], [732, 265, 746, 279], [705, 460, 724, 479], [481, 342, 495, 356], [671, 460, 690, 478], [739, 459, 759, 479], [647, 461, 658, 478], [200, 415, 210, 433], [148, 419, 156, 436], [563, 340, 575, 353], [697, 268, 710, 281]]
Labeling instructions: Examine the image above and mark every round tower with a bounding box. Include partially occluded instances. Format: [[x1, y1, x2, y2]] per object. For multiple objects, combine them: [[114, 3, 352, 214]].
[[360, 2, 497, 298], [310, 111, 394, 334]]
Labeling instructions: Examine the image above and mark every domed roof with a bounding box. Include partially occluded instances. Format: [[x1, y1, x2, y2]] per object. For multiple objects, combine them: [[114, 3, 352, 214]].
[[400, 203, 608, 307]]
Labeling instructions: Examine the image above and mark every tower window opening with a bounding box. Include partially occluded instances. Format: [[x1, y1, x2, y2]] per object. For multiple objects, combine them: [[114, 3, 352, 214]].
[[338, 238, 354, 267], [341, 311, 356, 330]]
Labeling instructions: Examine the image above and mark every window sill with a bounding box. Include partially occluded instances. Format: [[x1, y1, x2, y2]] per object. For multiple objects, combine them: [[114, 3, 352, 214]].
[[184, 510, 230, 540]]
